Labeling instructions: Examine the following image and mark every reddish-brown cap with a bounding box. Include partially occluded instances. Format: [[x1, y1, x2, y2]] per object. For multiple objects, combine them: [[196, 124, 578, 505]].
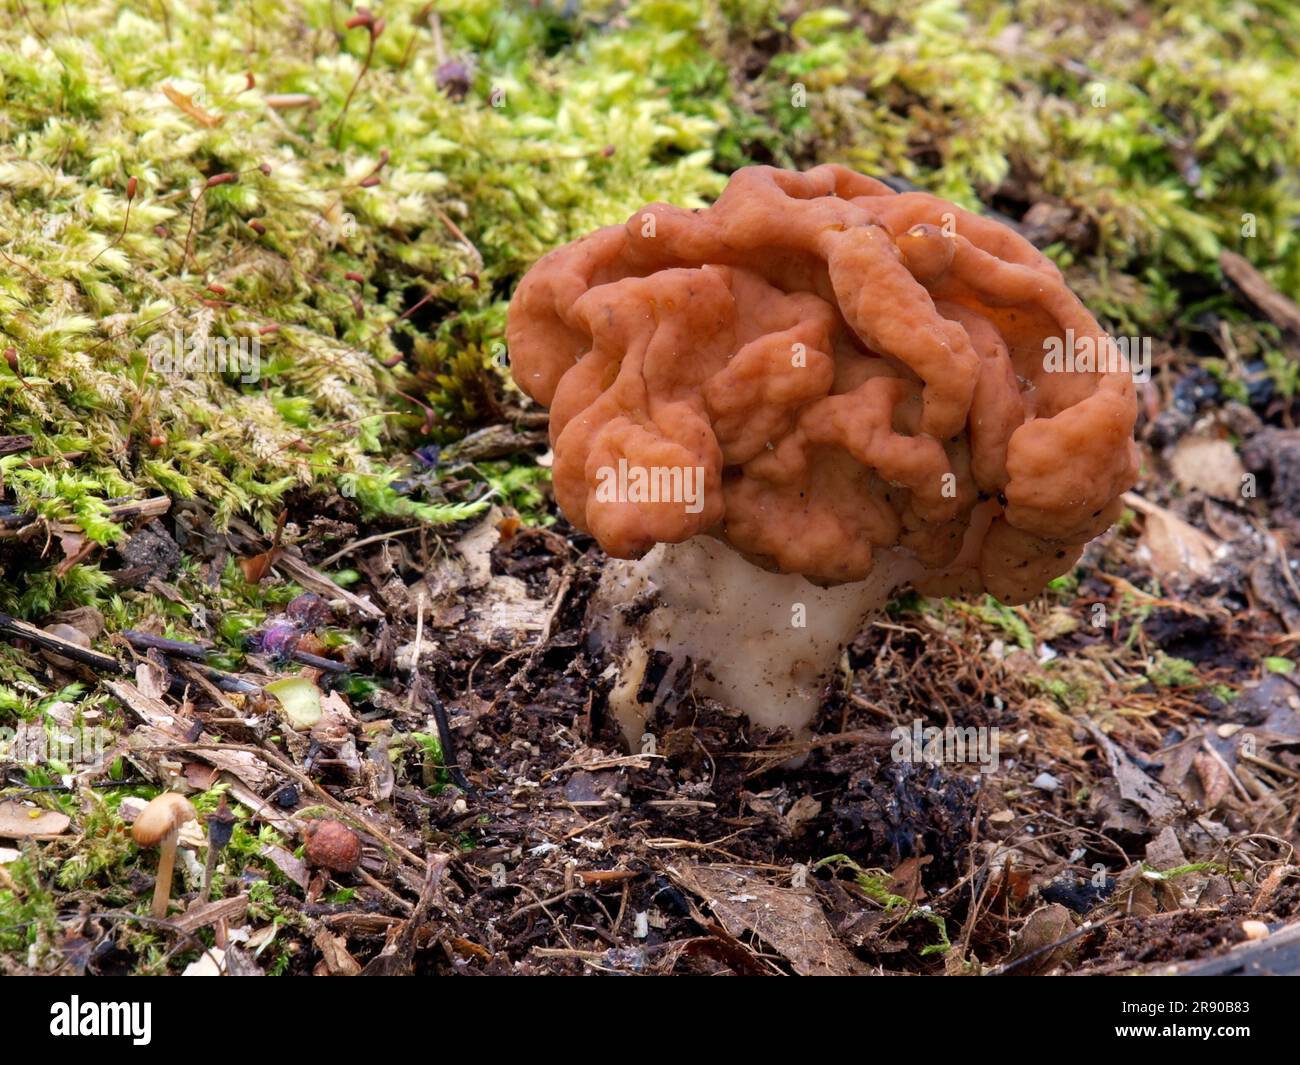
[[132, 793, 197, 846], [506, 164, 1139, 603], [303, 819, 362, 872]]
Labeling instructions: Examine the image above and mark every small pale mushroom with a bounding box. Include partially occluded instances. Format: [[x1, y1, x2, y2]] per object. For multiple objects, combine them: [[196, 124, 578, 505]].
[[132, 792, 198, 918]]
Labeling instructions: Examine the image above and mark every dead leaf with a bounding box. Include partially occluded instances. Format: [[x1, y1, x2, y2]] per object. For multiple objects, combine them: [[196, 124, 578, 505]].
[[668, 860, 865, 976], [886, 856, 931, 905], [135, 659, 169, 701], [0, 801, 71, 839], [240, 510, 286, 583], [783, 794, 822, 836], [161, 84, 224, 127], [53, 526, 94, 576], [1115, 865, 1162, 917], [314, 930, 363, 976], [1085, 721, 1181, 825], [1193, 750, 1234, 810], [182, 762, 221, 790], [1124, 492, 1224, 581], [1006, 903, 1078, 973], [261, 843, 309, 890], [111, 679, 272, 791], [1144, 826, 1187, 871], [1170, 436, 1248, 501]]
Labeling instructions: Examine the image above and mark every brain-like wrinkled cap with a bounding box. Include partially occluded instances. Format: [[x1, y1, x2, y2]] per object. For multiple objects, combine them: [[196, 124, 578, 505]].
[[506, 165, 1139, 603]]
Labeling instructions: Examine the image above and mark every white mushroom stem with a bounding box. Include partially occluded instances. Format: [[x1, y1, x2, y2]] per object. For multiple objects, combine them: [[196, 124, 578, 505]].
[[151, 828, 179, 919], [588, 536, 923, 749]]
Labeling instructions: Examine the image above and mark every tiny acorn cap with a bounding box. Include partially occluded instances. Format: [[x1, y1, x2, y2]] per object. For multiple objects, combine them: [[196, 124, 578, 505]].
[[132, 792, 198, 846]]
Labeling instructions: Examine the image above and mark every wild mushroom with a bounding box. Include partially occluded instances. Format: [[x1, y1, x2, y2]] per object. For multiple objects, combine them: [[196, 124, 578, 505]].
[[506, 164, 1139, 747], [302, 819, 361, 873], [132, 792, 198, 918]]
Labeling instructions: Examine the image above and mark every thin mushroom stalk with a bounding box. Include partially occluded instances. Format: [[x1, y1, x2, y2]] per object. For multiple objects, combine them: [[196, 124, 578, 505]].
[[151, 827, 181, 919], [132, 792, 197, 919], [507, 164, 1138, 748]]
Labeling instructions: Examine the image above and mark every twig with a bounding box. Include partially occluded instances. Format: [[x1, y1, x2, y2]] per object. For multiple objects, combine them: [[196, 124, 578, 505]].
[[0, 613, 126, 673], [317, 525, 422, 569], [1240, 749, 1300, 783], [1221, 251, 1300, 338], [426, 684, 472, 793], [123, 629, 212, 660]]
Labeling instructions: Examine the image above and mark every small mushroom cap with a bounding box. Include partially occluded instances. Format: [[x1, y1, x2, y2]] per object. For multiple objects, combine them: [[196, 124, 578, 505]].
[[132, 792, 198, 846], [303, 819, 362, 872]]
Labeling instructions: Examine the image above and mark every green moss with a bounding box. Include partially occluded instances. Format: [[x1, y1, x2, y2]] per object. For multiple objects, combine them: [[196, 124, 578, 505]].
[[733, 0, 1300, 328], [0, 0, 734, 606], [953, 595, 1036, 651], [0, 851, 60, 962], [1146, 652, 1201, 688], [816, 853, 951, 956]]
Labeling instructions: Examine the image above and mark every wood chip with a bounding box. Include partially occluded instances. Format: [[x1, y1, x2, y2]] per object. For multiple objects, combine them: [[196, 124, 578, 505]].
[[273, 552, 384, 620], [0, 801, 71, 839], [1221, 251, 1300, 337], [172, 895, 250, 935]]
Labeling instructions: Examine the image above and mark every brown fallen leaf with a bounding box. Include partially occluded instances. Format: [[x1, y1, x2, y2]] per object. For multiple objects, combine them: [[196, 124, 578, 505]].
[[161, 84, 224, 127], [1005, 903, 1078, 974], [314, 930, 363, 976], [1114, 865, 1162, 917], [1169, 436, 1247, 502], [261, 843, 310, 890], [53, 526, 95, 576], [667, 860, 866, 976], [783, 793, 822, 836], [1144, 826, 1188, 872], [135, 658, 170, 701], [1123, 492, 1224, 581], [1193, 749, 1235, 810], [0, 801, 71, 838], [886, 855, 931, 905], [1085, 720, 1181, 825], [112, 680, 273, 792], [240, 510, 286, 584]]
